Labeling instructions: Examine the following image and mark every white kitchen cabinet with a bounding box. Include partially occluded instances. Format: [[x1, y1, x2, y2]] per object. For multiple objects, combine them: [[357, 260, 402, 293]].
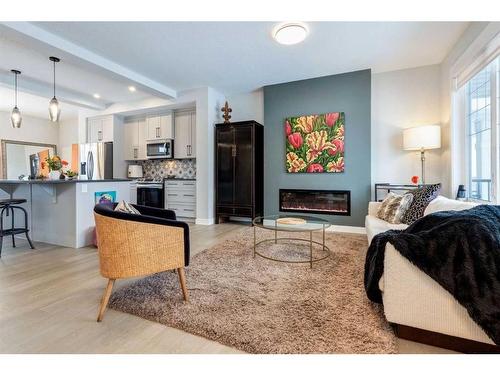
[[146, 113, 173, 140], [129, 180, 138, 204], [174, 110, 196, 159], [165, 180, 196, 219], [123, 120, 147, 160], [87, 115, 114, 143]]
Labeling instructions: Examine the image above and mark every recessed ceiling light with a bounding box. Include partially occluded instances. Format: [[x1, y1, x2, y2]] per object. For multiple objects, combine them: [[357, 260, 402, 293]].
[[273, 22, 308, 45], [93, 93, 101, 99], [128, 86, 136, 92]]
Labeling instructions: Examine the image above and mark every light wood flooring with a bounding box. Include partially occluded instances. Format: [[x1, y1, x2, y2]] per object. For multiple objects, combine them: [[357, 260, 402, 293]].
[[0, 223, 453, 354]]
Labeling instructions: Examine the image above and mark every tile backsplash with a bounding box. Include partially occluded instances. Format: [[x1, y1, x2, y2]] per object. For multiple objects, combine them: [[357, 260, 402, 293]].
[[138, 159, 196, 179]]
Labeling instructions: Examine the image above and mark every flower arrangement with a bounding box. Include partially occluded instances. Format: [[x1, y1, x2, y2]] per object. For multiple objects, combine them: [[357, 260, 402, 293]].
[[42, 155, 69, 180], [285, 112, 345, 173], [42, 155, 68, 172]]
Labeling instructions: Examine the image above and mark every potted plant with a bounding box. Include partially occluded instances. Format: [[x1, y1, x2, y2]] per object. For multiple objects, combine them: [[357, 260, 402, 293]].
[[43, 156, 68, 180], [64, 170, 78, 180]]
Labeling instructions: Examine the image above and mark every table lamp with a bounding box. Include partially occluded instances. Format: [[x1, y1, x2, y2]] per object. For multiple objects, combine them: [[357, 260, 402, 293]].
[[403, 125, 441, 184]]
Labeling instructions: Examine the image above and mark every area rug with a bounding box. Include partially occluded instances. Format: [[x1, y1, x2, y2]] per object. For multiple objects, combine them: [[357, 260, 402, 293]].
[[108, 227, 397, 353]]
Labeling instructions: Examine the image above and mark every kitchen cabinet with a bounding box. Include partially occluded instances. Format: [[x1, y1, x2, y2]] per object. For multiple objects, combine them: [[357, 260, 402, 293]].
[[129, 180, 138, 204], [87, 115, 113, 143], [165, 180, 196, 219], [146, 113, 173, 140], [174, 110, 196, 159], [124, 119, 147, 160]]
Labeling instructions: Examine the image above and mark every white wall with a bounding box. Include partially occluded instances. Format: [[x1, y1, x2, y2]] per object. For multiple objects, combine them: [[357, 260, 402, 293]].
[[371, 65, 443, 196], [0, 111, 60, 178], [0, 111, 59, 145], [225, 89, 264, 124], [57, 117, 79, 167]]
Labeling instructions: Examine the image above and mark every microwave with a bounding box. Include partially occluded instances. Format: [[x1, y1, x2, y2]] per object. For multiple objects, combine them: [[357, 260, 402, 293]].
[[146, 140, 173, 159]]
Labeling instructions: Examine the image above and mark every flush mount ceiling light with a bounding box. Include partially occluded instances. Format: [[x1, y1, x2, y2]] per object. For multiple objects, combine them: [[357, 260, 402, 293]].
[[128, 86, 136, 92], [273, 22, 309, 45], [93, 93, 101, 99], [48, 56, 61, 123], [10, 69, 22, 128]]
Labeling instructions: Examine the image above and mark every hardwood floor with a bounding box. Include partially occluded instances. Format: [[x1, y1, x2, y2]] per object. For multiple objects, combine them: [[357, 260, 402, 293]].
[[0, 223, 453, 354]]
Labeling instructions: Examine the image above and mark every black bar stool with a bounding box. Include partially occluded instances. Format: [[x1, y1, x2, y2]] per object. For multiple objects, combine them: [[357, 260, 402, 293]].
[[0, 198, 35, 257]]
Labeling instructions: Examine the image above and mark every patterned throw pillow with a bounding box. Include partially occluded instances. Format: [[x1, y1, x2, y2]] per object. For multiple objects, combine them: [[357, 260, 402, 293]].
[[401, 183, 441, 224], [114, 200, 141, 215], [377, 192, 414, 224]]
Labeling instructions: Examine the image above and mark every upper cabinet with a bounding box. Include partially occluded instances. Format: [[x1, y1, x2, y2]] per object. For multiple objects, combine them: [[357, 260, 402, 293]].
[[174, 110, 196, 159], [123, 119, 147, 160], [146, 113, 173, 141], [87, 115, 114, 143]]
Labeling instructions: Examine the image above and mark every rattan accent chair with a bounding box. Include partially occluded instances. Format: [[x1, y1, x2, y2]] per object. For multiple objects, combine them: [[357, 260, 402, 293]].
[[93, 203, 190, 322]]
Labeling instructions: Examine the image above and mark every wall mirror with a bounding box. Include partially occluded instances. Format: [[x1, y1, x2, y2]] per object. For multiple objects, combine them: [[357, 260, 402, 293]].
[[1, 140, 57, 179]]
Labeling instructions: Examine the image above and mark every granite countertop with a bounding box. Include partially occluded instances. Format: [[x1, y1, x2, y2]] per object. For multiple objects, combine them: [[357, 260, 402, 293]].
[[0, 178, 131, 184]]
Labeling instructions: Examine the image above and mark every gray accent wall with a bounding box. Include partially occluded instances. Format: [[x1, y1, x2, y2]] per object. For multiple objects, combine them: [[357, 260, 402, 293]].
[[263, 69, 371, 226]]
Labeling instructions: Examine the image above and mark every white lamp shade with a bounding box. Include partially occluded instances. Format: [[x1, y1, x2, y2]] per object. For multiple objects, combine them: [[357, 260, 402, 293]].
[[403, 125, 441, 151]]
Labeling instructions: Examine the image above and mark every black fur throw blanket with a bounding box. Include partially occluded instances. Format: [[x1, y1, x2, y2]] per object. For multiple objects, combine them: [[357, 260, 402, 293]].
[[364, 205, 500, 344]]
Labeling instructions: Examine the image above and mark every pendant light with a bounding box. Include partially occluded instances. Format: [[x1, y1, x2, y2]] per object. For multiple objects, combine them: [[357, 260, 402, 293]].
[[10, 70, 22, 128], [48, 56, 61, 122]]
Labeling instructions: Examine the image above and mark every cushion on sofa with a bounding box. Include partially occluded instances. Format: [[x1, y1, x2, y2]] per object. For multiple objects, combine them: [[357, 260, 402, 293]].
[[377, 192, 413, 224], [401, 183, 441, 224], [424, 195, 478, 215]]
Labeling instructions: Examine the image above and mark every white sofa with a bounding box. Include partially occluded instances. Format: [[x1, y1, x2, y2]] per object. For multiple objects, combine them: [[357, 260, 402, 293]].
[[365, 196, 495, 346]]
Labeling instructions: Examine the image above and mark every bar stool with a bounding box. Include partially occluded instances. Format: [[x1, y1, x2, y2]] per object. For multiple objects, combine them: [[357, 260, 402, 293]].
[[0, 198, 35, 257]]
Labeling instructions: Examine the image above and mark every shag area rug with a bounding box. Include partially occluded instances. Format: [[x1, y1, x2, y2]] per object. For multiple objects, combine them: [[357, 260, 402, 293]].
[[108, 227, 397, 353]]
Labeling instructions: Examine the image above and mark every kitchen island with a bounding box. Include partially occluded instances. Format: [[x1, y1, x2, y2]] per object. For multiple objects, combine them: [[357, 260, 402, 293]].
[[0, 179, 131, 248]]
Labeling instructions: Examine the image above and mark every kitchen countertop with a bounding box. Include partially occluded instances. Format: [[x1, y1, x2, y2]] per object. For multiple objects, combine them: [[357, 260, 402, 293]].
[[0, 178, 131, 184]]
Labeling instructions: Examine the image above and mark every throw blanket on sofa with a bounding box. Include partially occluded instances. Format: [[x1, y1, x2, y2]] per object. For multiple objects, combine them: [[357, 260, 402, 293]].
[[364, 205, 500, 344]]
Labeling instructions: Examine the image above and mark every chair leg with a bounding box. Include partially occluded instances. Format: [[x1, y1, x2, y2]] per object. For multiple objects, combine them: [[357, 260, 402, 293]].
[[97, 279, 115, 322], [177, 267, 189, 302], [11, 207, 15, 248], [25, 232, 35, 249]]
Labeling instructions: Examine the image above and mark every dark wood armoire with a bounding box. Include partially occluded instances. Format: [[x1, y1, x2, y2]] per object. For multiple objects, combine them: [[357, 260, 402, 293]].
[[215, 121, 264, 224]]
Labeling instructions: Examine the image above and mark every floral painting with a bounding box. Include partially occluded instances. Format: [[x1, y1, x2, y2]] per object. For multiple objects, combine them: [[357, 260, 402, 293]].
[[285, 112, 345, 173]]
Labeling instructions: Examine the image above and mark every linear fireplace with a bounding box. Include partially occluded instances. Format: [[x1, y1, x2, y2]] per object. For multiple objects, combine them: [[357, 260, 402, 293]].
[[279, 189, 351, 216]]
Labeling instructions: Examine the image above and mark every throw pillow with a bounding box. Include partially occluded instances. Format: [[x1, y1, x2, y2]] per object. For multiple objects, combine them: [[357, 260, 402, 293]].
[[377, 192, 414, 224], [401, 183, 441, 225], [114, 200, 141, 215]]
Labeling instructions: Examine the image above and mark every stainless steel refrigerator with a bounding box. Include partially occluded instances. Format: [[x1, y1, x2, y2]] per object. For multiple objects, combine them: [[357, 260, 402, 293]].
[[73, 142, 113, 180]]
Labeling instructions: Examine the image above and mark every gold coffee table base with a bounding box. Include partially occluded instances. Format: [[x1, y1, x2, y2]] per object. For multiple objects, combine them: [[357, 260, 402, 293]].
[[253, 236, 330, 268]]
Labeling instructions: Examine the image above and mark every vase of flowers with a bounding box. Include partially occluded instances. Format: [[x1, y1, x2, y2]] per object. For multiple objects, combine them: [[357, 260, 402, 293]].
[[43, 156, 68, 180]]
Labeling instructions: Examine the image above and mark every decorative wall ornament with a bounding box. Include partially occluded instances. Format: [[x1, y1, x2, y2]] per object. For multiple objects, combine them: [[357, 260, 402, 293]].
[[221, 101, 232, 124], [285, 112, 345, 173]]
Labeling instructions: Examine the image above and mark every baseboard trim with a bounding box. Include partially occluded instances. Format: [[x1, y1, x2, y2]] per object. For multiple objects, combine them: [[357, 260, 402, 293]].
[[195, 218, 215, 225], [393, 324, 500, 353], [326, 225, 366, 234]]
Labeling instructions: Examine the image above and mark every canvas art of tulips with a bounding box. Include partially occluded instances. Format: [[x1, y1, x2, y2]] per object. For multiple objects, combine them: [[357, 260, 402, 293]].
[[285, 112, 345, 173]]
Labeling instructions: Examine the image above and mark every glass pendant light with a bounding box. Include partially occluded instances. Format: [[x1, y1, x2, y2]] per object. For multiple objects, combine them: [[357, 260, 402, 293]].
[[10, 69, 22, 128], [48, 56, 61, 122]]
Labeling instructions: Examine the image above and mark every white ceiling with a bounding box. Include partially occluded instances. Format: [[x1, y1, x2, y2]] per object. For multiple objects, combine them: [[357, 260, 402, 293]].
[[0, 22, 469, 120], [31, 21, 469, 93]]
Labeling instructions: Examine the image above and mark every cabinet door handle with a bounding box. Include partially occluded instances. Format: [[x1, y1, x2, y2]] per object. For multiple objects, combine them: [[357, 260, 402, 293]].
[[98, 130, 102, 141], [168, 193, 179, 197], [183, 194, 195, 197], [184, 209, 194, 212], [133, 148, 138, 159]]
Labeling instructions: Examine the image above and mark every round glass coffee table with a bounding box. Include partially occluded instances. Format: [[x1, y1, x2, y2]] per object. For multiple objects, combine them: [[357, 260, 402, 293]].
[[252, 214, 331, 268]]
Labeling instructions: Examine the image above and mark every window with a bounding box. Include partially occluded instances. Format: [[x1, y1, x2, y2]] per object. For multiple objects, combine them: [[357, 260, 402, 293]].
[[464, 56, 499, 202]]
